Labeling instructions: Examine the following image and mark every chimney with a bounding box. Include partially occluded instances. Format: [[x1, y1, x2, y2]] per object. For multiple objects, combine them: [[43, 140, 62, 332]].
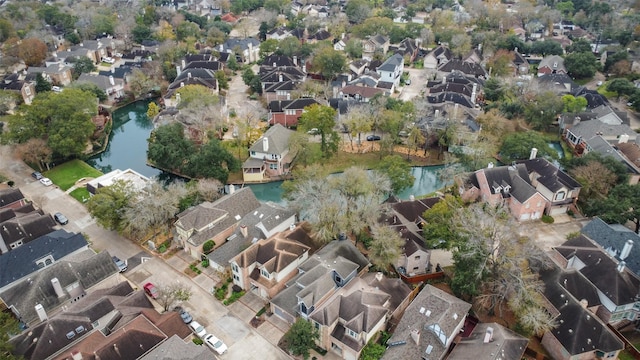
[[180, 82, 185, 87], [51, 278, 65, 298], [529, 147, 538, 160], [619, 134, 630, 144], [375, 272, 383, 281], [279, 74, 283, 82], [228, 184, 235, 194], [409, 195, 415, 201], [181, 59, 186, 69], [434, 109, 439, 119], [219, 44, 223, 52], [35, 304, 48, 321], [471, 83, 477, 104], [113, 344, 120, 356], [618, 261, 626, 273], [188, 72, 192, 79], [109, 76, 115, 86], [483, 327, 494, 343], [263, 137, 269, 152], [0, 232, 8, 253], [488, 162, 494, 168], [621, 240, 634, 260], [71, 350, 83, 360], [273, 62, 277, 67], [240, 225, 248, 238], [289, 224, 295, 231], [442, 76, 446, 84], [176, 65, 181, 76], [580, 299, 588, 308], [110, 67, 115, 74], [302, 64, 306, 73], [341, 32, 345, 40], [410, 329, 420, 345]]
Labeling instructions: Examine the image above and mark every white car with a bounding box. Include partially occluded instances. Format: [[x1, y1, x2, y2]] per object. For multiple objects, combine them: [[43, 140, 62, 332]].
[[40, 177, 53, 186], [103, 57, 115, 64], [188, 321, 207, 338], [204, 333, 227, 355]]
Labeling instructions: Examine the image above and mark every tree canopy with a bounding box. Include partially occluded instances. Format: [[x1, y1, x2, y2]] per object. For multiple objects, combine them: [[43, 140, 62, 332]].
[[297, 104, 340, 158], [283, 318, 319, 360], [499, 132, 558, 163]]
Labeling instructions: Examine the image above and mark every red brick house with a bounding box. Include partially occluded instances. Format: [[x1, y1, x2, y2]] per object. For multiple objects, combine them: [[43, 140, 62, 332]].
[[268, 98, 319, 127]]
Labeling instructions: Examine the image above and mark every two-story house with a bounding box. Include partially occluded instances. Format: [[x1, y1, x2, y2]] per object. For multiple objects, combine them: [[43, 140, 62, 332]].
[[362, 34, 389, 61], [447, 322, 528, 359], [537, 55, 567, 76], [242, 124, 295, 182], [230, 223, 317, 299], [268, 98, 319, 127], [218, 38, 260, 63], [519, 157, 581, 215], [0, 203, 57, 253], [76, 73, 125, 100], [382, 285, 472, 360], [174, 187, 262, 259], [0, 188, 28, 210], [270, 240, 370, 324], [538, 252, 624, 360], [424, 45, 453, 70], [582, 217, 640, 278], [26, 63, 73, 86], [309, 272, 412, 360], [0, 73, 35, 105], [376, 54, 404, 88]]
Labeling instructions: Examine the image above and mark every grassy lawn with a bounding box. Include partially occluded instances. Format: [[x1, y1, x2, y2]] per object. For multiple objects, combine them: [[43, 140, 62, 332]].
[[597, 82, 617, 99], [44, 160, 103, 191], [70, 187, 91, 203], [619, 351, 635, 360]]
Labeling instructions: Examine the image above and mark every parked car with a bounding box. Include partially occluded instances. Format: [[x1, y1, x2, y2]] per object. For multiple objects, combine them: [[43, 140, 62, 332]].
[[53, 212, 68, 225], [143, 282, 158, 299], [188, 321, 207, 338], [204, 333, 228, 355], [103, 57, 115, 64], [174, 306, 193, 324], [112, 256, 127, 272], [40, 177, 53, 186], [366, 135, 381, 141], [307, 128, 319, 135], [31, 171, 43, 180]]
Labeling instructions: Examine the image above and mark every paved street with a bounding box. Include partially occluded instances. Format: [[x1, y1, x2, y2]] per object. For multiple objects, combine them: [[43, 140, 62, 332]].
[[0, 144, 291, 359]]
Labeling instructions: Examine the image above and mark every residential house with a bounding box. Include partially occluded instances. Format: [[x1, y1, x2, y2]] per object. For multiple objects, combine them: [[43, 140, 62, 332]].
[[389, 38, 419, 63], [309, 272, 412, 360], [260, 56, 306, 102], [308, 29, 332, 43], [139, 334, 211, 360], [582, 217, 640, 278], [207, 200, 296, 272], [0, 188, 28, 210], [382, 285, 472, 360], [518, 157, 582, 215], [26, 63, 73, 86], [270, 240, 370, 324], [376, 54, 404, 88], [382, 197, 441, 276], [462, 162, 549, 221], [174, 187, 261, 259], [553, 234, 640, 325], [424, 45, 453, 70], [76, 73, 125, 100], [242, 124, 295, 182], [86, 168, 150, 195], [220, 13, 238, 24], [561, 108, 637, 156], [538, 253, 624, 360], [537, 73, 576, 93], [98, 65, 135, 86], [69, 40, 108, 64], [120, 48, 154, 64], [0, 230, 89, 292], [447, 322, 528, 359], [426, 71, 481, 109], [0, 73, 35, 105], [615, 141, 640, 184], [338, 85, 385, 103], [438, 59, 488, 79], [0, 204, 57, 253], [572, 85, 609, 109], [10, 281, 190, 360], [537, 55, 567, 76], [218, 38, 260, 63], [230, 223, 317, 299], [267, 27, 293, 41], [268, 98, 319, 127], [462, 47, 483, 65], [164, 65, 220, 108], [1, 250, 118, 326], [362, 35, 390, 61], [513, 52, 530, 75]]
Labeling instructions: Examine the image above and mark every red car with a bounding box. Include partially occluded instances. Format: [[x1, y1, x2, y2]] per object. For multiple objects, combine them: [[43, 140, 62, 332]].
[[143, 282, 158, 299]]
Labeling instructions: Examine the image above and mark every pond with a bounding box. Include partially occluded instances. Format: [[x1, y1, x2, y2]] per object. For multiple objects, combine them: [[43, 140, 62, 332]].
[[88, 100, 449, 203]]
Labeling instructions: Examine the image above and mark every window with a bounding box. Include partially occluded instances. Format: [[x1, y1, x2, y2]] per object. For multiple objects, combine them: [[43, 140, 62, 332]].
[[554, 191, 566, 201], [25, 87, 31, 96], [285, 109, 296, 115], [414, 255, 420, 260], [270, 164, 278, 170], [346, 328, 357, 339], [233, 274, 239, 281], [232, 264, 238, 272], [261, 268, 270, 278], [36, 255, 54, 269]]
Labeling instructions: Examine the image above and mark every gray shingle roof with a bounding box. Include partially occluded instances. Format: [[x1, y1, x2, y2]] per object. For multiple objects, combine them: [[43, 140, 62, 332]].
[[0, 230, 89, 289], [478, 164, 538, 203], [569, 119, 636, 141], [382, 285, 471, 360], [140, 334, 211, 360], [248, 124, 294, 156], [519, 158, 581, 192], [448, 322, 528, 360], [377, 54, 403, 72], [582, 217, 640, 276], [0, 188, 24, 208]]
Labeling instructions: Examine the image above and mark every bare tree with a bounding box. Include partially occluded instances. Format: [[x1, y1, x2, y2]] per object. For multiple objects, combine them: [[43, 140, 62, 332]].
[[196, 179, 223, 202], [15, 138, 52, 171], [368, 224, 404, 270], [156, 282, 192, 312], [343, 105, 373, 152]]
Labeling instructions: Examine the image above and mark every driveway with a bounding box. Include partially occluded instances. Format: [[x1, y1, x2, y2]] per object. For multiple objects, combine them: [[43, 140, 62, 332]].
[[398, 67, 430, 101]]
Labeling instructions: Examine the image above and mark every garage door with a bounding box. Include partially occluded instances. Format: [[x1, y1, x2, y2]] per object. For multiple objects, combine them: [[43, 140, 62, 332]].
[[520, 213, 531, 221], [550, 206, 567, 215]]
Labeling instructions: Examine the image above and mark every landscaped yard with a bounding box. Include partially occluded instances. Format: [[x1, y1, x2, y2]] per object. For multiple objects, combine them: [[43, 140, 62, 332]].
[[44, 160, 103, 191], [70, 187, 91, 203]]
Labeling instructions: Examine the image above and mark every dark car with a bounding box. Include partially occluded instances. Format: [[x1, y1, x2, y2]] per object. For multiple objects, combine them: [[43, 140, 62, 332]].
[[366, 135, 381, 141], [31, 172, 43, 180], [54, 212, 68, 225]]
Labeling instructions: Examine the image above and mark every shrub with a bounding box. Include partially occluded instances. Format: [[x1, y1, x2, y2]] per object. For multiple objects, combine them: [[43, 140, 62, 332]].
[[201, 259, 210, 268], [202, 240, 215, 254], [541, 214, 555, 224], [256, 307, 266, 317], [215, 283, 228, 300], [223, 290, 245, 305], [7, 181, 14, 187], [158, 244, 167, 253], [193, 337, 203, 345]]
